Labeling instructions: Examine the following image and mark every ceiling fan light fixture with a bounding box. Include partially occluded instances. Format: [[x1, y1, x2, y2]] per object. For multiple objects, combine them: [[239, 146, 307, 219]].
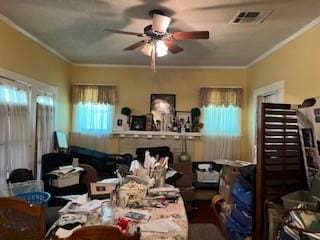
[[155, 40, 168, 57], [141, 43, 153, 56], [152, 14, 171, 34]]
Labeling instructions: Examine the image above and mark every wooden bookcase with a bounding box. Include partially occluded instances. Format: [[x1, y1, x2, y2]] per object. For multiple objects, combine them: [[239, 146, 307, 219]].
[[255, 103, 307, 240]]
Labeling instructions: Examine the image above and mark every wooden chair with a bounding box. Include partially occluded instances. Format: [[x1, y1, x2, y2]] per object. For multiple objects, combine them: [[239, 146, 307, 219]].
[[79, 163, 99, 191], [0, 197, 45, 240], [66, 225, 141, 240]]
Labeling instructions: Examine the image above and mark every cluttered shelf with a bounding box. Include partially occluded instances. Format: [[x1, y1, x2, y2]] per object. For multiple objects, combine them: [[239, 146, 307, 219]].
[[112, 130, 201, 139]]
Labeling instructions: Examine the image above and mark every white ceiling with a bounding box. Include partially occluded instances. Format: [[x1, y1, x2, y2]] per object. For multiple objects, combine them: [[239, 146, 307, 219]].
[[0, 0, 320, 66]]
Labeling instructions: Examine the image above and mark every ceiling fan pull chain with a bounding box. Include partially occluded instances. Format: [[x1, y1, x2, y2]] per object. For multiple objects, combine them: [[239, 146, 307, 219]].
[[151, 44, 156, 72]]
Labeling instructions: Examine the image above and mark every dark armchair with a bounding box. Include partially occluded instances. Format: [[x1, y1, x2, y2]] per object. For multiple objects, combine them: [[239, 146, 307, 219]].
[[7, 168, 34, 183], [192, 161, 223, 190], [41, 153, 87, 204]]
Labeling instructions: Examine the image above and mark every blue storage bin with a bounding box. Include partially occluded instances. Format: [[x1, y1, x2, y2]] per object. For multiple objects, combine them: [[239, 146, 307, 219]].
[[226, 217, 251, 240], [15, 191, 51, 206], [230, 205, 252, 231], [232, 180, 253, 211]]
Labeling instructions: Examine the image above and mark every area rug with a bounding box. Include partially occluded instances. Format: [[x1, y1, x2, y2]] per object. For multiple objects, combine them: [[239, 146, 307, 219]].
[[189, 223, 224, 240]]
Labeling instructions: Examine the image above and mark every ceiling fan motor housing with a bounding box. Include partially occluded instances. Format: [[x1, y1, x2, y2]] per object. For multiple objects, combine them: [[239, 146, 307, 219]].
[[148, 9, 171, 35]]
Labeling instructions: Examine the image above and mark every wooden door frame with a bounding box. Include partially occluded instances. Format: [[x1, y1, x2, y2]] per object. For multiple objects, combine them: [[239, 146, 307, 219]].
[[252, 80, 284, 163]]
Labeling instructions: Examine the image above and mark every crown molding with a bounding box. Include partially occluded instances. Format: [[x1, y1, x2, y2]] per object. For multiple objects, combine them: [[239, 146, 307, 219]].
[[247, 16, 320, 68], [72, 63, 247, 70], [1, 12, 320, 70], [0, 13, 71, 64]]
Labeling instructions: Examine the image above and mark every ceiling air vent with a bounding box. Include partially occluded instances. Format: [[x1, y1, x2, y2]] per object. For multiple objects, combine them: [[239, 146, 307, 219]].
[[230, 10, 273, 24]]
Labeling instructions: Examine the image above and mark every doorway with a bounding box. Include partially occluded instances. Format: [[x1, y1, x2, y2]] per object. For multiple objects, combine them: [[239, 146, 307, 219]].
[[252, 81, 284, 163]]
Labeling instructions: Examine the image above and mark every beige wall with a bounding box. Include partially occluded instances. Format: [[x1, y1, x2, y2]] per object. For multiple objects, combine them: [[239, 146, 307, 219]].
[[247, 24, 320, 161], [0, 20, 72, 133], [0, 17, 251, 161], [72, 66, 248, 161]]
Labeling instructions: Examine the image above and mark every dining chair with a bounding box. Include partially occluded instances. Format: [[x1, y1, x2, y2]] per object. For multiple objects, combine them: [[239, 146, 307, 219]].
[[79, 163, 99, 191], [66, 225, 141, 240], [0, 197, 45, 240]]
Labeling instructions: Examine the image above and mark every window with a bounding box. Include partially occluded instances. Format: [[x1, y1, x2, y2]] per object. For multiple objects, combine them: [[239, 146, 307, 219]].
[[72, 85, 117, 136], [0, 80, 30, 184], [0, 69, 57, 183], [202, 105, 241, 137], [73, 102, 114, 134], [199, 87, 243, 160]]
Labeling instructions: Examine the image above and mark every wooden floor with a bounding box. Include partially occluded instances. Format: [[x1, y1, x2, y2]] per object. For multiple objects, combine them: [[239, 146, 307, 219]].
[[188, 200, 219, 226]]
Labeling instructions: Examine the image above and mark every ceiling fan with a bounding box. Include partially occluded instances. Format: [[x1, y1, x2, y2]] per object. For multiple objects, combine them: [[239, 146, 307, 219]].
[[105, 9, 210, 71]]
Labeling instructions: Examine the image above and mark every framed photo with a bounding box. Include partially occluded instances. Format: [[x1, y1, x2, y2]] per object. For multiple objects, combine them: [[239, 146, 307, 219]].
[[113, 114, 127, 131], [176, 111, 191, 125], [150, 94, 176, 122], [130, 115, 147, 131]]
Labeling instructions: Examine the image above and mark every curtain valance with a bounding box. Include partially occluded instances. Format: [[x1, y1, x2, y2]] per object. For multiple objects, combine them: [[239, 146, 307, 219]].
[[199, 87, 243, 107], [72, 85, 117, 105]]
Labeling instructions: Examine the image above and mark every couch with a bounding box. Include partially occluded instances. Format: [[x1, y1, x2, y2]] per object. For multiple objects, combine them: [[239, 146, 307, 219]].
[[69, 145, 133, 178]]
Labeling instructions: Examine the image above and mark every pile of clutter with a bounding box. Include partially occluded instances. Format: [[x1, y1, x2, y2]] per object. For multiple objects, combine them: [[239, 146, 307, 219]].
[[129, 151, 169, 188]]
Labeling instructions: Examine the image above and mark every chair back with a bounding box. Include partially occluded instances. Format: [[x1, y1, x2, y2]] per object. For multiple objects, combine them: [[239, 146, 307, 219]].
[[66, 225, 140, 240], [0, 197, 45, 240], [79, 164, 99, 191], [170, 162, 193, 187], [7, 168, 34, 183]]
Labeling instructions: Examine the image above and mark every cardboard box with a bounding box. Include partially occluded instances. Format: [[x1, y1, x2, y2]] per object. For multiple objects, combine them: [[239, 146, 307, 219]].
[[49, 166, 83, 188], [219, 178, 233, 204], [90, 182, 117, 200], [51, 171, 80, 188], [221, 165, 240, 187]]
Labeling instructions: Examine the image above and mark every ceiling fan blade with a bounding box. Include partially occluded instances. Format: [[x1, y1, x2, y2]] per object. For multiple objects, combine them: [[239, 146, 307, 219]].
[[104, 28, 144, 37], [123, 41, 146, 50], [164, 40, 184, 54], [172, 31, 209, 40]]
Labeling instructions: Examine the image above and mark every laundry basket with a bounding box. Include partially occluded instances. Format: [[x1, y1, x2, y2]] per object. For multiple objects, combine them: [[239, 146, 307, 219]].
[[16, 191, 51, 207]]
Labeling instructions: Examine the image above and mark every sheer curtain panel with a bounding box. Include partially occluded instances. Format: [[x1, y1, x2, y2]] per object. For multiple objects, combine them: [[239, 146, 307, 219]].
[[71, 85, 116, 152], [0, 82, 30, 184], [35, 95, 54, 179], [200, 88, 243, 161]]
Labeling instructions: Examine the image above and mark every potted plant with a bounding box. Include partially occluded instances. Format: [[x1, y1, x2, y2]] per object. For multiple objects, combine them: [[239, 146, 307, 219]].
[[191, 107, 203, 132], [121, 107, 131, 130]]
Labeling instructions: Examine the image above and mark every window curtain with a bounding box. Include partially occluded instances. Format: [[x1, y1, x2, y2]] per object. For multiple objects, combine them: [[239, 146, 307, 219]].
[[0, 82, 30, 184], [35, 95, 54, 179], [200, 87, 243, 161], [71, 85, 116, 152]]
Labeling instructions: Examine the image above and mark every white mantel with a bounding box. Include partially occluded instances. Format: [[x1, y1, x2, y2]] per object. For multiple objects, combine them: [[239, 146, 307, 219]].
[[112, 130, 201, 139], [112, 130, 201, 160]]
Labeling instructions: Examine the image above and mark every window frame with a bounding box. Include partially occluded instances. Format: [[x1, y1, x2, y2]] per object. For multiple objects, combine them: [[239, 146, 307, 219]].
[[0, 67, 58, 178]]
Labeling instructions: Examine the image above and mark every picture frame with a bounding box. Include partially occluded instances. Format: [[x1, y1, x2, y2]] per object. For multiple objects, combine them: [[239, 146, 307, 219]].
[[113, 114, 127, 131], [176, 111, 191, 126], [150, 94, 176, 122], [130, 115, 147, 131]]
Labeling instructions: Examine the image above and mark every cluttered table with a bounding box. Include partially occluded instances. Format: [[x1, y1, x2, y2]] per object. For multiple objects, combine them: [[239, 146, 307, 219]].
[[47, 187, 188, 240], [45, 151, 189, 240]]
